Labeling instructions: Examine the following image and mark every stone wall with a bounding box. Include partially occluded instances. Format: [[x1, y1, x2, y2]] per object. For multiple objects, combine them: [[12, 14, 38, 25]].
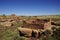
[[22, 18, 51, 30]]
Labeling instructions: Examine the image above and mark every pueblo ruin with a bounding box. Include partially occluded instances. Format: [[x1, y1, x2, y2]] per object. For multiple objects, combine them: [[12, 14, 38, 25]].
[[18, 18, 51, 38]]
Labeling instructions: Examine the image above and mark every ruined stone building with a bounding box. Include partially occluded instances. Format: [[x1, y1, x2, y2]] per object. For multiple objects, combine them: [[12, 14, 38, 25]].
[[18, 18, 51, 38], [22, 18, 51, 30], [10, 14, 20, 20]]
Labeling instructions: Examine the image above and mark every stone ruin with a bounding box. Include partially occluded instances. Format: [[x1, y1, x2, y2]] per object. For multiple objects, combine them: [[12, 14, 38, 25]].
[[18, 18, 51, 39], [22, 18, 51, 30]]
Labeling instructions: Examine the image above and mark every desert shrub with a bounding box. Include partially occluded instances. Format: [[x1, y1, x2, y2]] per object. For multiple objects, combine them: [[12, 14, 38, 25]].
[[0, 25, 25, 40], [52, 28, 60, 40]]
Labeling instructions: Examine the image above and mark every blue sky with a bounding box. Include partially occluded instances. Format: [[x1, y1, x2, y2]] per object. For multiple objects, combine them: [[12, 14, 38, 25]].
[[0, 0, 60, 16]]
